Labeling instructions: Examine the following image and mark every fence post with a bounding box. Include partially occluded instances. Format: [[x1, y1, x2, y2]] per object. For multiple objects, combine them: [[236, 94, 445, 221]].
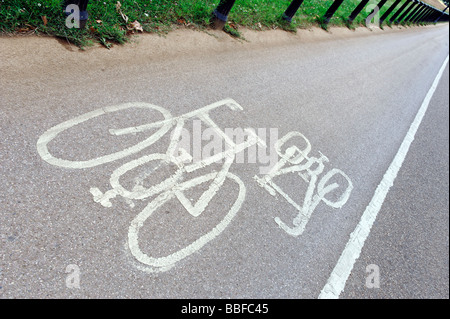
[[282, 0, 305, 22], [417, 4, 433, 23], [425, 7, 439, 22], [435, 12, 450, 23], [434, 4, 450, 23], [431, 9, 443, 22], [422, 6, 437, 22], [347, 0, 371, 24], [405, 2, 423, 22], [365, 0, 388, 25], [379, 0, 402, 26], [395, 0, 418, 24], [421, 6, 435, 22], [211, 0, 237, 29], [412, 4, 430, 23], [389, 0, 412, 24], [404, 1, 423, 23], [412, 5, 429, 23], [321, 0, 345, 26]]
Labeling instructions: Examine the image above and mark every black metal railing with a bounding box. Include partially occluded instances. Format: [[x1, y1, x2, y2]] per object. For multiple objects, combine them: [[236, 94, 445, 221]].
[[210, 0, 449, 29], [63, 0, 449, 31]]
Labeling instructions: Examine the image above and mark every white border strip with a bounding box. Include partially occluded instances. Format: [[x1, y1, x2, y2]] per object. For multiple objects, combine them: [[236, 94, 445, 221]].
[[319, 55, 449, 299]]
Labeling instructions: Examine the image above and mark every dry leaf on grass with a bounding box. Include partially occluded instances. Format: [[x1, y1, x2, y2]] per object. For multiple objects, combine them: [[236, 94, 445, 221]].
[[120, 12, 129, 23], [228, 22, 238, 30], [128, 20, 143, 32], [115, 1, 129, 23]]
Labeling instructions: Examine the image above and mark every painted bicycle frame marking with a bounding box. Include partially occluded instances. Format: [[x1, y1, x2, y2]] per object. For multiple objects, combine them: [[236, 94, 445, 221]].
[[36, 98, 353, 272]]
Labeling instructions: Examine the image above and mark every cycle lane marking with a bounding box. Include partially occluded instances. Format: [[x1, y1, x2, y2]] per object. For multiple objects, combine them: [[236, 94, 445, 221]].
[[128, 171, 247, 273], [98, 106, 264, 272], [253, 131, 353, 237], [36, 102, 173, 169], [36, 97, 354, 273], [319, 55, 449, 299], [36, 99, 262, 272]]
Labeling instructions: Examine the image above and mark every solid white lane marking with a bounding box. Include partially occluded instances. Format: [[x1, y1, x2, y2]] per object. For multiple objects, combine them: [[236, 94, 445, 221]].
[[319, 55, 449, 299]]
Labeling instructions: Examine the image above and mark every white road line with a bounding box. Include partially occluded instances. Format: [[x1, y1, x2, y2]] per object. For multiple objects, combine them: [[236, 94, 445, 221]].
[[319, 55, 449, 299]]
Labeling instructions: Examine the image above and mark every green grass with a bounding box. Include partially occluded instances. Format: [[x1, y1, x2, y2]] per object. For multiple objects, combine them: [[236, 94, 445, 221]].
[[0, 0, 437, 48]]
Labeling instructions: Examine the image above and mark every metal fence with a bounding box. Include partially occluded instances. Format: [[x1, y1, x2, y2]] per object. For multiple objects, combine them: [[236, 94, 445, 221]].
[[211, 0, 450, 29]]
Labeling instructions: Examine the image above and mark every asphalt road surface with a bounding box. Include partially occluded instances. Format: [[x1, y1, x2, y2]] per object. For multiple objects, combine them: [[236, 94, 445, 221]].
[[1, 24, 448, 300]]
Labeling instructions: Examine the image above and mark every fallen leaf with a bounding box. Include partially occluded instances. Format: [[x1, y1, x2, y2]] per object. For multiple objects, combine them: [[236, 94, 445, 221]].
[[41, 16, 48, 26], [128, 20, 143, 32], [25, 23, 36, 30], [229, 22, 238, 30], [115, 1, 128, 23], [120, 11, 129, 23]]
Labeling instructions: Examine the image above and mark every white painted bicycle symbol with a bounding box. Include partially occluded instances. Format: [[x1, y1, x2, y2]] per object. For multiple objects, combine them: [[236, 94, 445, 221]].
[[37, 98, 353, 273], [254, 131, 353, 237]]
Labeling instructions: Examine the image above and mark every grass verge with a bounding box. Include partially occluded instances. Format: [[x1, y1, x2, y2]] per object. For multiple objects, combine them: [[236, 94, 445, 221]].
[[0, 0, 442, 48]]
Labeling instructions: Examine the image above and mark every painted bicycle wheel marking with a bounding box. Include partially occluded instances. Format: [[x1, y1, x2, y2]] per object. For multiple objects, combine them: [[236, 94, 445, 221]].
[[128, 172, 246, 273], [254, 132, 353, 237], [36, 98, 353, 272], [37, 102, 173, 169]]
